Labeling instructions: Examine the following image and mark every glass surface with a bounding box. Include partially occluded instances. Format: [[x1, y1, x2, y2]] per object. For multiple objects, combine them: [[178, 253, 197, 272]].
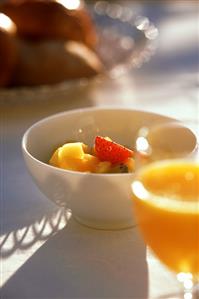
[[131, 120, 199, 299]]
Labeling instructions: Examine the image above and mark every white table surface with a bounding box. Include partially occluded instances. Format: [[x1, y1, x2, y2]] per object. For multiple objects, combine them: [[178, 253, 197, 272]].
[[1, 1, 199, 298]]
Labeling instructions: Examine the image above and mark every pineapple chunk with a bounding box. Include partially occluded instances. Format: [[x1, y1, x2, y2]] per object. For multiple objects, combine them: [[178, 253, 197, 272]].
[[59, 153, 99, 172], [58, 142, 85, 160], [125, 157, 135, 172], [49, 141, 99, 172], [49, 148, 60, 167], [81, 154, 99, 172], [49, 142, 86, 168], [59, 157, 82, 171], [95, 161, 112, 173]]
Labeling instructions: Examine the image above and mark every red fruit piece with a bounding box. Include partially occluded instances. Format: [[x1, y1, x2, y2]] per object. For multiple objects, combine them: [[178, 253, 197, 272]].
[[94, 136, 133, 165]]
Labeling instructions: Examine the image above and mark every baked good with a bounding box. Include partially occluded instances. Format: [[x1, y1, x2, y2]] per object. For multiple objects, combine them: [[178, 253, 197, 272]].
[[12, 39, 103, 86], [0, 0, 97, 49], [0, 13, 17, 87], [0, 1, 102, 88]]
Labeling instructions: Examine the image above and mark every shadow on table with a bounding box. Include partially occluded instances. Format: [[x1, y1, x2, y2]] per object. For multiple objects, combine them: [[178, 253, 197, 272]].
[[0, 208, 69, 258], [1, 218, 148, 299]]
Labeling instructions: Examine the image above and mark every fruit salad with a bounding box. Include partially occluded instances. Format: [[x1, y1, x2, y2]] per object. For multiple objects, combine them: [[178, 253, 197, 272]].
[[49, 136, 135, 173]]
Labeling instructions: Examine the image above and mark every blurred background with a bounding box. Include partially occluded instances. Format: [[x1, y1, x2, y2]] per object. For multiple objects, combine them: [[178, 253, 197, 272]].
[[84, 0, 199, 120], [0, 0, 198, 118]]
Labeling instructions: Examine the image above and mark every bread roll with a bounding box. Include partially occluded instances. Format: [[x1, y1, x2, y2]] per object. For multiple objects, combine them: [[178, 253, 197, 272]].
[[0, 13, 17, 87], [12, 39, 103, 86], [0, 0, 97, 49]]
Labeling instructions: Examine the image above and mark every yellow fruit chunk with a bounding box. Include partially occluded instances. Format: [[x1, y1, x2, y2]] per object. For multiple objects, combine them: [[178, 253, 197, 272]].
[[95, 161, 112, 173], [125, 157, 135, 172], [59, 153, 99, 172], [49, 148, 60, 167], [59, 157, 82, 171], [49, 141, 99, 172], [58, 142, 85, 160], [81, 154, 99, 172]]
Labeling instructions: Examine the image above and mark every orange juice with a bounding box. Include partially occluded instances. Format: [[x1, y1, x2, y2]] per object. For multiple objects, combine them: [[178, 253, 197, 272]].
[[132, 160, 199, 275]]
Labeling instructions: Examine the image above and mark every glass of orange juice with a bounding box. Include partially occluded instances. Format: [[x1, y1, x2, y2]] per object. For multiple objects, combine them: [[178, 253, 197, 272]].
[[131, 120, 199, 298]]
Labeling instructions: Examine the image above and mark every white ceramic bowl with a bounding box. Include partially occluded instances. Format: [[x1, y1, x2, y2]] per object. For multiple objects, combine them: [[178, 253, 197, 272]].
[[22, 107, 197, 230]]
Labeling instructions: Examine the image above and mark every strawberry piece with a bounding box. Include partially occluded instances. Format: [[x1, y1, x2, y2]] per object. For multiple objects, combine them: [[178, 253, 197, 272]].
[[94, 136, 133, 165]]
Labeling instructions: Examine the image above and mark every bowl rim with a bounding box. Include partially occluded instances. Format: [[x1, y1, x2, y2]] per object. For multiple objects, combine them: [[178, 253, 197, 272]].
[[22, 106, 195, 177]]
